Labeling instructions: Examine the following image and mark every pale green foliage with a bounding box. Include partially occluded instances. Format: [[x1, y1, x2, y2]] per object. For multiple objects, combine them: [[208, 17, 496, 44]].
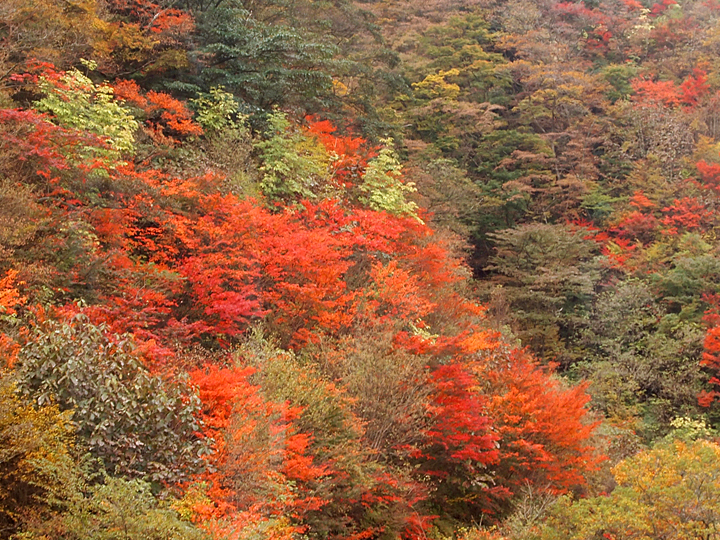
[[191, 86, 243, 135], [359, 139, 420, 220], [190, 87, 255, 195], [173, 483, 214, 523], [35, 63, 138, 163], [495, 484, 556, 540], [666, 416, 717, 442], [255, 111, 330, 201], [239, 328, 363, 449]]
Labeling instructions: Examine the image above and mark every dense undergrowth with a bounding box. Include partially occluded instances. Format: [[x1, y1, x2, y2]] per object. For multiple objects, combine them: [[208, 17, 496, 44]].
[[2, 0, 720, 539]]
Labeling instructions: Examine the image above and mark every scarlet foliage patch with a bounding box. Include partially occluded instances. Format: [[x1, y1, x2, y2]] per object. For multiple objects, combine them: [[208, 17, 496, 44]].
[[478, 350, 602, 498], [650, 0, 678, 17], [661, 197, 713, 235], [305, 116, 372, 187], [113, 79, 203, 142], [700, 296, 720, 407], [697, 160, 720, 195], [631, 78, 682, 108], [419, 362, 498, 469], [680, 69, 710, 106]]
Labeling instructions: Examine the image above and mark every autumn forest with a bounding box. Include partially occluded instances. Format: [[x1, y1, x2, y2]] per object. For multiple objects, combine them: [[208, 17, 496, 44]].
[[2, 0, 720, 538]]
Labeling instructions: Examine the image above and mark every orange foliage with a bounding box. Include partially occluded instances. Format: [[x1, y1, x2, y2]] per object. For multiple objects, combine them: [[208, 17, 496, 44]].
[[701, 296, 720, 406], [621, 0, 644, 9], [614, 211, 658, 243], [477, 350, 602, 500], [661, 196, 713, 234], [631, 77, 681, 108], [697, 159, 720, 195], [107, 0, 194, 35], [189, 364, 327, 537], [630, 65, 706, 109], [0, 270, 24, 317], [95, 0, 194, 75], [0, 270, 25, 367], [629, 190, 656, 210], [680, 69, 710, 106], [650, 0, 678, 17], [305, 117, 372, 187], [113, 79, 202, 142]]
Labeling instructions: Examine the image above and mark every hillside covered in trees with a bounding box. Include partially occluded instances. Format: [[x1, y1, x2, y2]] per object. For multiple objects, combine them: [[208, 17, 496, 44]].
[[3, 0, 720, 539]]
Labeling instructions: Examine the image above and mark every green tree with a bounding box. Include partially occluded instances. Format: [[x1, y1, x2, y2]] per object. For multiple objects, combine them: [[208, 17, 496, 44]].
[[255, 111, 331, 202], [359, 139, 420, 219], [485, 223, 602, 365], [240, 330, 421, 540], [16, 314, 207, 483], [174, 0, 337, 112], [574, 280, 708, 440], [35, 64, 138, 164]]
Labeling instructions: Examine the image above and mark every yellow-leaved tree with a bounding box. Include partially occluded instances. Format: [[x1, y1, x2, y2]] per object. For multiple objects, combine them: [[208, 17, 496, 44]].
[[540, 434, 720, 540]]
